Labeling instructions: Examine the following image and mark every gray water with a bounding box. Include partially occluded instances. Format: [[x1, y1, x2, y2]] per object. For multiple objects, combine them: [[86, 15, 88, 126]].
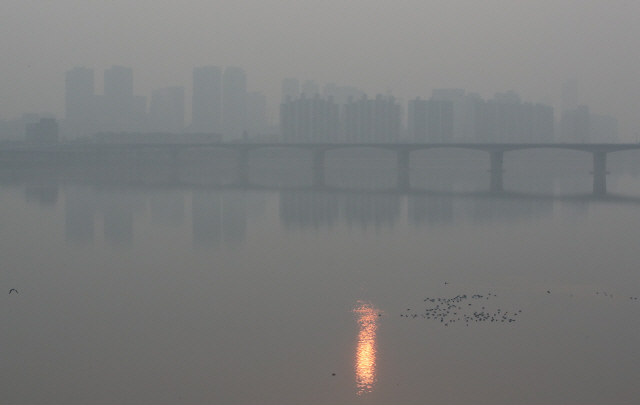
[[2, 151, 640, 404]]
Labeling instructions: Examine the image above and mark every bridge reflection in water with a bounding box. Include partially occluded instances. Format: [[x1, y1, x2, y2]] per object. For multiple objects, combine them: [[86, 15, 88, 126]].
[[353, 300, 381, 395]]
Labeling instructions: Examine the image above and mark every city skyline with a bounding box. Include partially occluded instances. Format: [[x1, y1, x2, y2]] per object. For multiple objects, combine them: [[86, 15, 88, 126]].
[[2, 65, 620, 144], [1, 2, 640, 140]]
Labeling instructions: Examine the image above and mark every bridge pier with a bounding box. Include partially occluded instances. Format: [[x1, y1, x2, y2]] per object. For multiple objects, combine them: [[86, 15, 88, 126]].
[[312, 149, 326, 187], [592, 151, 608, 195], [397, 149, 410, 190], [489, 151, 504, 192], [237, 148, 250, 186]]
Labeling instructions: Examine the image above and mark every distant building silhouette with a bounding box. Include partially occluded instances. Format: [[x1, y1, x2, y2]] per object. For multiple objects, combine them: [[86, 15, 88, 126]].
[[474, 91, 554, 143], [408, 97, 453, 143], [64, 65, 147, 136], [301, 80, 320, 98], [322, 83, 365, 106], [192, 66, 222, 133], [280, 94, 339, 142], [104, 65, 134, 132], [408, 97, 428, 142], [431, 89, 467, 142], [222, 66, 247, 141], [247, 91, 267, 138], [426, 99, 454, 143], [149, 86, 185, 133], [343, 94, 401, 143], [65, 66, 95, 138], [95, 131, 220, 144], [560, 105, 590, 143], [281, 78, 300, 103], [26, 118, 58, 144]]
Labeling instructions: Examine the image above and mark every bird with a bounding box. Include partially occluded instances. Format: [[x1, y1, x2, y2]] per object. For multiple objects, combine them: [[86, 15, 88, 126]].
[[9, 289, 18, 294]]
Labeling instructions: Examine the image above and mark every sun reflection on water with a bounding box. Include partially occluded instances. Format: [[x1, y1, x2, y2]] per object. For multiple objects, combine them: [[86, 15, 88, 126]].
[[353, 300, 380, 395]]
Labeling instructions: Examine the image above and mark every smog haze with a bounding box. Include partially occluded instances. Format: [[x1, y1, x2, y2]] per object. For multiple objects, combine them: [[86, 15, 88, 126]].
[[2, 1, 640, 138]]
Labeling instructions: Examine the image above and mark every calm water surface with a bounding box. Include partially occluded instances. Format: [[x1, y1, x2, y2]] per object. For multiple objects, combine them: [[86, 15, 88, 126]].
[[2, 153, 640, 404]]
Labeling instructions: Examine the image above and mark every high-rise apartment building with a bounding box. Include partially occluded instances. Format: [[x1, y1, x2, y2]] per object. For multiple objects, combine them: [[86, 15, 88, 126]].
[[322, 83, 364, 106], [149, 86, 185, 133], [281, 78, 300, 103], [408, 97, 428, 142], [222, 66, 247, 140], [343, 94, 401, 143], [104, 65, 134, 131], [65, 67, 94, 122], [192, 66, 222, 133], [473, 92, 554, 143], [431, 89, 467, 142], [408, 97, 454, 143], [560, 105, 590, 143], [426, 99, 454, 143], [247, 91, 267, 138], [280, 94, 339, 143], [65, 66, 95, 138], [26, 118, 59, 144], [301, 80, 320, 98]]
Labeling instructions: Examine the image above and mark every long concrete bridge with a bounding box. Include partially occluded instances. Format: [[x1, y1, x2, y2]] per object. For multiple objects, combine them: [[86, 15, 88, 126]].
[[3, 142, 640, 194]]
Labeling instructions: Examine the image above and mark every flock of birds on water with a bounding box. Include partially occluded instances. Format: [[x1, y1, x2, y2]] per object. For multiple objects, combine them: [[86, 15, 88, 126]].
[[400, 293, 520, 326], [399, 287, 639, 327]]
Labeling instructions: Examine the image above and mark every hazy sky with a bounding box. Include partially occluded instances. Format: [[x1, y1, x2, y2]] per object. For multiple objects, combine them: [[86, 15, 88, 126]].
[[2, 1, 640, 138]]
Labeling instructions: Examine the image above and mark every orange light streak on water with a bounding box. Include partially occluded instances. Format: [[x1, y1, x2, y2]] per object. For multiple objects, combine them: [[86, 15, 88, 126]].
[[353, 300, 380, 395]]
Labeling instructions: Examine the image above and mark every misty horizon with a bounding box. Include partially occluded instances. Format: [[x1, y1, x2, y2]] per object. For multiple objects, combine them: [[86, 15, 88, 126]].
[[2, 2, 640, 139], [3, 2, 640, 404]]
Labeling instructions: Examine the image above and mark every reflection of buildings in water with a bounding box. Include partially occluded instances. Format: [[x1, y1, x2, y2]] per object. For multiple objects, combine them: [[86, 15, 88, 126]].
[[64, 186, 96, 245], [245, 191, 267, 220], [353, 300, 380, 395], [191, 191, 248, 247], [463, 196, 553, 223], [222, 191, 247, 245], [279, 191, 400, 230], [25, 184, 59, 206], [475, 170, 554, 222], [408, 195, 453, 226], [192, 191, 222, 247], [279, 188, 558, 230], [99, 190, 141, 247], [344, 194, 400, 230], [148, 189, 185, 226], [408, 175, 453, 225], [279, 191, 339, 230]]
